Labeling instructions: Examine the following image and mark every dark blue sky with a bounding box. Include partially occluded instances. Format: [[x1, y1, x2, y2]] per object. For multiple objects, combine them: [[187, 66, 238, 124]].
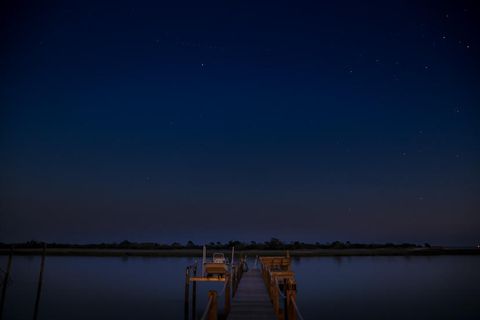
[[1, 1, 479, 245]]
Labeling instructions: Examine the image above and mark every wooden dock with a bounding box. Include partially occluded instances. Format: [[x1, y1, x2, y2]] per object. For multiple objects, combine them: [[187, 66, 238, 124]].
[[227, 269, 277, 320], [185, 253, 303, 320]]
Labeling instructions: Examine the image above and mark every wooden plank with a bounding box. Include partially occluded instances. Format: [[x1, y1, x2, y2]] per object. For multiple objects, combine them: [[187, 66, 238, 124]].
[[190, 276, 226, 282], [269, 271, 295, 277], [227, 270, 277, 320]]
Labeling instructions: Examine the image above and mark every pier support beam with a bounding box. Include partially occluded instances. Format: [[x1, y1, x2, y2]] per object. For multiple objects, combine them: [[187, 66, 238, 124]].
[[0, 247, 13, 320], [285, 280, 296, 320], [224, 274, 230, 314], [191, 264, 197, 320], [33, 244, 46, 320], [184, 266, 190, 320], [207, 290, 217, 320]]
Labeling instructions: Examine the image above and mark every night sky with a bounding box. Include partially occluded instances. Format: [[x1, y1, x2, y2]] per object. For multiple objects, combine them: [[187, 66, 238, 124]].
[[1, 1, 479, 245]]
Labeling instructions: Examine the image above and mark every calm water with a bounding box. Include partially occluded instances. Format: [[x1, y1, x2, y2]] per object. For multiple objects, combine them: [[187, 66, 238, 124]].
[[0, 255, 479, 319]]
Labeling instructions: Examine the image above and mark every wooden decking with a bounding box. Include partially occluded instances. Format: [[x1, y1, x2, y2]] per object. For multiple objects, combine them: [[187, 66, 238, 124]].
[[227, 269, 277, 320]]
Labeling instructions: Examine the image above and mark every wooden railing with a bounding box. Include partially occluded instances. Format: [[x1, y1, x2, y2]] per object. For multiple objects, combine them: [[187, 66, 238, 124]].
[[191, 255, 303, 320], [259, 255, 304, 320], [200, 290, 217, 320]]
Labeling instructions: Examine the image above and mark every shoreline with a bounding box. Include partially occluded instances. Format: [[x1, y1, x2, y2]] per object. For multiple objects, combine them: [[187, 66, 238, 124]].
[[1, 247, 479, 257]]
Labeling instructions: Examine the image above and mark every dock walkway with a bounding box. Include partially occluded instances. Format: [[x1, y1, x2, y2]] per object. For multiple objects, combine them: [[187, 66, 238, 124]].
[[186, 254, 300, 320], [227, 269, 276, 320]]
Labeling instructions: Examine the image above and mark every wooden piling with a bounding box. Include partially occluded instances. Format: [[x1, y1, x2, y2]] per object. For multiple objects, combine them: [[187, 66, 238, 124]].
[[33, 244, 46, 320], [184, 266, 191, 320], [283, 279, 289, 320], [207, 290, 217, 320], [0, 247, 13, 320], [191, 264, 197, 320], [285, 280, 296, 320], [272, 280, 280, 317], [232, 266, 237, 297], [224, 274, 230, 314]]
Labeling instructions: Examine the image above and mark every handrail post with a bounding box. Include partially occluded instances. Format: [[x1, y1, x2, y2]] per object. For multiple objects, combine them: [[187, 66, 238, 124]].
[[184, 266, 190, 320], [33, 243, 46, 320], [224, 273, 231, 315], [207, 290, 217, 320], [0, 246, 13, 320], [191, 263, 197, 320], [286, 279, 296, 320], [284, 279, 288, 320], [272, 279, 279, 317], [232, 266, 236, 296]]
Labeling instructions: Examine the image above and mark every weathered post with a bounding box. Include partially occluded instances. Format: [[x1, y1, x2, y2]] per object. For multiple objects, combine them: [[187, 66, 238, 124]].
[[191, 263, 197, 320], [207, 290, 217, 320], [202, 245, 206, 277], [286, 279, 296, 320], [224, 273, 231, 314], [231, 266, 237, 296], [268, 273, 274, 299], [286, 251, 291, 271], [284, 278, 289, 320], [184, 266, 190, 320], [230, 265, 234, 299], [0, 246, 13, 320], [33, 243, 46, 320], [272, 279, 279, 317]]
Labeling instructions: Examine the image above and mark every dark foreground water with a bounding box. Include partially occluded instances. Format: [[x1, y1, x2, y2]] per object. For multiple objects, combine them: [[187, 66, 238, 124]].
[[0, 255, 479, 319]]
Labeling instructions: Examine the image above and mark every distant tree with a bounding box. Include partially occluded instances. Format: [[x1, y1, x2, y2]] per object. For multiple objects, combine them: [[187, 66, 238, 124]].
[[120, 240, 131, 247], [266, 238, 284, 249], [292, 241, 301, 249], [331, 241, 345, 249], [171, 242, 182, 248], [424, 243, 431, 248], [186, 240, 195, 248]]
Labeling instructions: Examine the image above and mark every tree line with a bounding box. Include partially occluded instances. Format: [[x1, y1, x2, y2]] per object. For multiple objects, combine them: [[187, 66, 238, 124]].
[[0, 238, 426, 250]]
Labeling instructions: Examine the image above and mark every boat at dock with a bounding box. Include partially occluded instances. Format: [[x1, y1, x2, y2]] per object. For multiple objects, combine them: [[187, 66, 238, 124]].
[[204, 252, 228, 276]]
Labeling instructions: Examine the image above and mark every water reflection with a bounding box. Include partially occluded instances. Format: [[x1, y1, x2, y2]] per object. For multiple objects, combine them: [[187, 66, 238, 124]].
[[293, 256, 480, 320], [0, 255, 479, 319]]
